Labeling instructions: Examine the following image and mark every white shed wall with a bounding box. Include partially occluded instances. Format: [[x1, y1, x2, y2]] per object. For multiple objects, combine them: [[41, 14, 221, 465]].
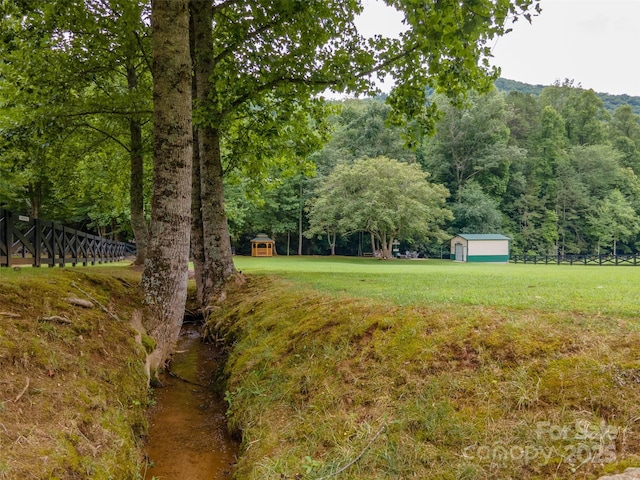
[[467, 240, 509, 256]]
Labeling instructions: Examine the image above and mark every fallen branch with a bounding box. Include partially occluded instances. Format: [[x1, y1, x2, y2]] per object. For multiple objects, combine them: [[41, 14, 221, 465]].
[[13, 377, 30, 403], [39, 316, 72, 325], [0, 312, 20, 318], [317, 422, 388, 480], [65, 297, 94, 308], [71, 282, 120, 322], [167, 369, 207, 388]]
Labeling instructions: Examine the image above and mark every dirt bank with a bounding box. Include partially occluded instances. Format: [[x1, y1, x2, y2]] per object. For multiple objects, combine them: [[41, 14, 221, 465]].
[[0, 266, 149, 479]]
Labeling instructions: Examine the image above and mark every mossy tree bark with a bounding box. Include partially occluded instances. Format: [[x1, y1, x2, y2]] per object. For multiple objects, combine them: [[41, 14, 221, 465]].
[[191, 0, 238, 306], [142, 0, 192, 367], [189, 4, 206, 306], [199, 128, 238, 304]]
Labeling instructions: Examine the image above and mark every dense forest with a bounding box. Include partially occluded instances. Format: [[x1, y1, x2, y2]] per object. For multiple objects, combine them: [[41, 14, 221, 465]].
[[3, 73, 640, 258], [231, 82, 640, 257]]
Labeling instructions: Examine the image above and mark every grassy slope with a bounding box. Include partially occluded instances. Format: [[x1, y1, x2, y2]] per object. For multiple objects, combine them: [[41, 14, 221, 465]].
[[213, 257, 640, 479], [0, 265, 149, 479]]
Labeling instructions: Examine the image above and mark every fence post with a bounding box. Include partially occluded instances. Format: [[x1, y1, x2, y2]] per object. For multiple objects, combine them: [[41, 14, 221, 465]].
[[62, 225, 68, 267], [6, 210, 13, 268], [34, 217, 41, 267], [0, 208, 7, 267]]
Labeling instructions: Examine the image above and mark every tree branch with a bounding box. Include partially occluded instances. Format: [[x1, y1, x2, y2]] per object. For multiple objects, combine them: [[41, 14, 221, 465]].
[[79, 123, 130, 152], [211, 16, 286, 66], [133, 30, 152, 73], [62, 109, 152, 117], [222, 42, 422, 121]]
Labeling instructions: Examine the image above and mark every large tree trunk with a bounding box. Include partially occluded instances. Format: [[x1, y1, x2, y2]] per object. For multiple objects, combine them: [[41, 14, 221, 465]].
[[192, 0, 237, 306], [189, 4, 206, 306], [190, 116, 206, 306], [328, 230, 336, 256], [200, 129, 237, 303], [141, 0, 192, 370]]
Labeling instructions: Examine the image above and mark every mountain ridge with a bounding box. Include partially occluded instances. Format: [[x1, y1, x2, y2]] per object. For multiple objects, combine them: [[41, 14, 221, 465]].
[[495, 78, 640, 115]]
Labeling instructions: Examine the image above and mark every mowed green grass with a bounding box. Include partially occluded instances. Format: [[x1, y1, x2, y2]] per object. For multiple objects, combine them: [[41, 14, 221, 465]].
[[233, 256, 640, 318], [214, 256, 640, 479]]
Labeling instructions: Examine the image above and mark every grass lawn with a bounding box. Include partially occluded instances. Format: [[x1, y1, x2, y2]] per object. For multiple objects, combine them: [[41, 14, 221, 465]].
[[233, 255, 640, 318], [214, 256, 640, 479]]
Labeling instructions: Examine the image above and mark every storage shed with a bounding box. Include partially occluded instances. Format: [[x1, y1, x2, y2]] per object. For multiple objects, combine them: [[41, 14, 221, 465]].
[[450, 234, 510, 263], [250, 233, 275, 257]]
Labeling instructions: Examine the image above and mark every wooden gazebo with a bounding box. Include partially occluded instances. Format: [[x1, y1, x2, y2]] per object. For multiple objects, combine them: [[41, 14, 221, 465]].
[[250, 234, 275, 257]]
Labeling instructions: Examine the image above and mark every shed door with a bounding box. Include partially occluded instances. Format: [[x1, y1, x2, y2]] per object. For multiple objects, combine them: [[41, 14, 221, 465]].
[[455, 243, 465, 262]]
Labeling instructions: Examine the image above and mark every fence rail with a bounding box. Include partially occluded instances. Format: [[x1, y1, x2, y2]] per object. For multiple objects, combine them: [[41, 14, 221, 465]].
[[0, 208, 135, 268], [511, 254, 639, 266]]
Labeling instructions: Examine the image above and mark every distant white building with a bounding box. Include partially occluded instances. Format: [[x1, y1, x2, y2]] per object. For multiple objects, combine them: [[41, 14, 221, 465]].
[[450, 234, 510, 263]]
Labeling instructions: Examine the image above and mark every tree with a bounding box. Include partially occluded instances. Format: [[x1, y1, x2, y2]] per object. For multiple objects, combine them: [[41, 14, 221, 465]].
[[239, 171, 310, 255], [419, 91, 524, 201], [562, 89, 609, 146], [540, 82, 609, 146], [306, 156, 452, 259], [450, 181, 503, 234], [185, 0, 541, 304], [503, 91, 541, 151], [140, 0, 193, 368], [589, 189, 640, 254], [610, 105, 640, 173], [323, 100, 416, 165], [305, 171, 345, 256]]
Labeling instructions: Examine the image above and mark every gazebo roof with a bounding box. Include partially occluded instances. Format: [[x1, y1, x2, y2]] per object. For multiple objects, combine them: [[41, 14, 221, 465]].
[[250, 233, 274, 243]]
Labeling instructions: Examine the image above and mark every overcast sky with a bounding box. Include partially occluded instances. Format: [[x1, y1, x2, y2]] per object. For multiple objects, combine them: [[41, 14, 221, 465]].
[[357, 0, 640, 97]]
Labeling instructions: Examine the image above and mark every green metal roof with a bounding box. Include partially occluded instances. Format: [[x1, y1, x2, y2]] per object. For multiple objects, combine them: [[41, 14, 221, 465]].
[[250, 233, 274, 242], [454, 234, 510, 241]]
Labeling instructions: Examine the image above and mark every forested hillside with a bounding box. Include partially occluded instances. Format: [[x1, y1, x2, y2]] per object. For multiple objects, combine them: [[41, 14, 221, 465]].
[[495, 77, 640, 115], [232, 85, 640, 257]]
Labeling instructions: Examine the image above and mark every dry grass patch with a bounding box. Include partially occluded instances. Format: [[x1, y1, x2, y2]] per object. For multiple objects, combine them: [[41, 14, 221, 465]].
[[0, 266, 149, 479], [209, 276, 640, 480]]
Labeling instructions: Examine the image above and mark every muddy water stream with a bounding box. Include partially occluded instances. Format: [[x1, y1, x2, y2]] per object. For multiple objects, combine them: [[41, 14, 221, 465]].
[[143, 325, 238, 479]]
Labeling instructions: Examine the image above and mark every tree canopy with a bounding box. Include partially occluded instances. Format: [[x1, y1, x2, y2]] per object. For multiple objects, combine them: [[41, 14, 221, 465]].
[[306, 156, 451, 258]]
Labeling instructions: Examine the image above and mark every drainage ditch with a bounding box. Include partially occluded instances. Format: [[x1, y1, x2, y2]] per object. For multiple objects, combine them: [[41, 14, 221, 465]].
[[143, 323, 239, 479]]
